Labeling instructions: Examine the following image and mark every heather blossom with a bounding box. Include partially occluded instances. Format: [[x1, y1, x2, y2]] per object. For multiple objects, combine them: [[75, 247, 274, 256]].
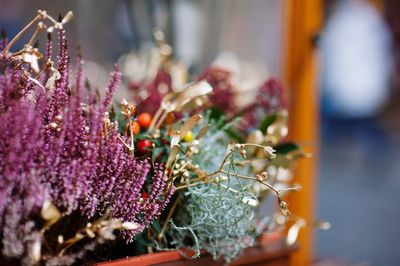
[[0, 13, 173, 264]]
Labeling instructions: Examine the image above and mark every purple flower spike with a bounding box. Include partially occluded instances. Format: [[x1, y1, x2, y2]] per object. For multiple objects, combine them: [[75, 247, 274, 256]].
[[0, 26, 175, 262]]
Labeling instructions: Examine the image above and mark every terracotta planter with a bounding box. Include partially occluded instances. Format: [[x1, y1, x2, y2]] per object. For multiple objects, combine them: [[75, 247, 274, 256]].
[[96, 232, 297, 266]]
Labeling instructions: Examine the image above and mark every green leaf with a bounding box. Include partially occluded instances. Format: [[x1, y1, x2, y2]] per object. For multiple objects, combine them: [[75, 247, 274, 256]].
[[272, 154, 291, 168], [152, 147, 163, 164], [152, 221, 162, 234], [132, 132, 149, 140], [135, 233, 155, 247], [207, 107, 225, 121], [224, 128, 245, 143], [274, 142, 300, 155], [259, 114, 277, 133], [153, 138, 162, 147], [206, 107, 228, 129], [161, 149, 169, 163]]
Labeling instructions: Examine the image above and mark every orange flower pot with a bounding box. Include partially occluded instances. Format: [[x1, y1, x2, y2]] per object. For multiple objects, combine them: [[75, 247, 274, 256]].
[[95, 231, 297, 266]]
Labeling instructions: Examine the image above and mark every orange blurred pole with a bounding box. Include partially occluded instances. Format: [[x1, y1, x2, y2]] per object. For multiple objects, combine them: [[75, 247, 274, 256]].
[[369, 0, 384, 12], [283, 0, 323, 265]]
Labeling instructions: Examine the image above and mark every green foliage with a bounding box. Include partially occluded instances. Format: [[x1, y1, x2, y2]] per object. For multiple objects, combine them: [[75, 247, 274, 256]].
[[191, 120, 230, 173], [224, 128, 245, 143], [168, 183, 257, 263], [259, 114, 277, 133], [274, 142, 300, 155], [166, 121, 258, 263], [206, 107, 225, 127]]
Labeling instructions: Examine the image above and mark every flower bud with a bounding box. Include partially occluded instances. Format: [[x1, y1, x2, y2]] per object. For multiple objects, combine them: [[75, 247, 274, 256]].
[[279, 199, 290, 217], [233, 143, 242, 151], [122, 222, 140, 230], [55, 114, 62, 121], [49, 122, 58, 129], [263, 146, 276, 159]]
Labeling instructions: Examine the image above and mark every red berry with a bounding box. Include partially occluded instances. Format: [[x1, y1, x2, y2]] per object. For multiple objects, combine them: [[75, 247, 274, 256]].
[[137, 113, 152, 128], [141, 191, 148, 200], [161, 138, 169, 145], [137, 140, 152, 154]]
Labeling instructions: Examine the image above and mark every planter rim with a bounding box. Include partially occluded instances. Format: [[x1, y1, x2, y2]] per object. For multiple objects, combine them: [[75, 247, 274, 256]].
[[95, 231, 286, 266]]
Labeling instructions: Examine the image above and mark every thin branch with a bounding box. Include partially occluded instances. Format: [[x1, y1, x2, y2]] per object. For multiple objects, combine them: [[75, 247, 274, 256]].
[[2, 15, 41, 54], [27, 22, 46, 46], [157, 195, 180, 241]]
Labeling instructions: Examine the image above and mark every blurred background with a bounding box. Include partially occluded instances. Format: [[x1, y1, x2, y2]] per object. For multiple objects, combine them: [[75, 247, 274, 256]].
[[1, 0, 399, 265]]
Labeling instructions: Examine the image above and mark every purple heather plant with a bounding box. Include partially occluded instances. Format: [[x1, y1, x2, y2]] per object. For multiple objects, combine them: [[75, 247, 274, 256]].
[[0, 16, 173, 264]]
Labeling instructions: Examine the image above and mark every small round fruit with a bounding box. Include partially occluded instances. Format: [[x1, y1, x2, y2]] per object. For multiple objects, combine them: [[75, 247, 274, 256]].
[[137, 140, 152, 153], [183, 131, 194, 142], [141, 191, 148, 200], [137, 113, 152, 128], [131, 121, 140, 135], [165, 112, 175, 125]]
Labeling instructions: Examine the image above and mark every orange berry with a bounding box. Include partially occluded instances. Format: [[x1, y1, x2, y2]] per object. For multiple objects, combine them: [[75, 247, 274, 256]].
[[165, 113, 175, 125], [131, 121, 140, 135], [137, 113, 152, 128]]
